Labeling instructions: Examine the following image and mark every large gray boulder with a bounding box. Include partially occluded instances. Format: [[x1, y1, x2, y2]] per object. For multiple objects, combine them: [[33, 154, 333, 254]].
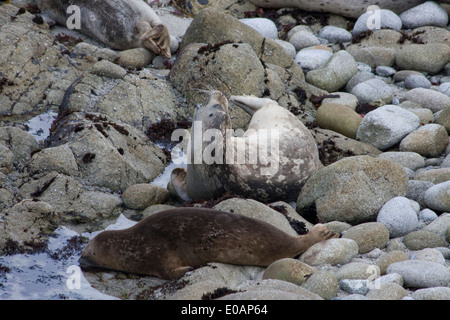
[[305, 51, 358, 93], [396, 43, 450, 74], [0, 200, 59, 254], [296, 156, 409, 224], [170, 42, 265, 129], [0, 4, 71, 121], [180, 8, 296, 69], [170, 7, 326, 126], [59, 72, 188, 131], [44, 112, 167, 192], [387, 260, 450, 288], [356, 105, 421, 151]]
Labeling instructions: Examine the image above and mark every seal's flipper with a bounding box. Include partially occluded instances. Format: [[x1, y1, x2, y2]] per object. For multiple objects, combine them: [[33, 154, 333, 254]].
[[230, 95, 272, 116], [140, 24, 171, 58], [170, 167, 192, 202], [166, 266, 194, 280], [39, 10, 57, 26], [309, 224, 340, 242]]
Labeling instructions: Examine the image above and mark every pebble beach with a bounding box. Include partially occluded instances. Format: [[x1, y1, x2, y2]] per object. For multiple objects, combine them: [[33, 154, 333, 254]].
[[0, 0, 449, 300]]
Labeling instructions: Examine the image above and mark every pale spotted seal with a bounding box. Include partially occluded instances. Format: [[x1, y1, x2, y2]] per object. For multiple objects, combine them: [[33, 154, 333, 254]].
[[79, 207, 338, 279], [36, 0, 171, 58], [170, 92, 321, 203], [246, 0, 428, 19]]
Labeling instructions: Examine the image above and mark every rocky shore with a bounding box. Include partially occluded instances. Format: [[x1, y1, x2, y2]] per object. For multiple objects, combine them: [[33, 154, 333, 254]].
[[0, 0, 449, 300]]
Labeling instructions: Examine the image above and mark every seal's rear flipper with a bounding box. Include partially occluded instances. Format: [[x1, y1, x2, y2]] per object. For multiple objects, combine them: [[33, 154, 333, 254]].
[[309, 224, 340, 243], [170, 167, 192, 202], [140, 24, 171, 58]]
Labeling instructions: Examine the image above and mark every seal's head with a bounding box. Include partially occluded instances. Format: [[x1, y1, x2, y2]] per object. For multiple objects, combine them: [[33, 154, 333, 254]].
[[140, 24, 171, 58], [193, 90, 231, 132], [79, 231, 122, 272], [170, 91, 231, 202]]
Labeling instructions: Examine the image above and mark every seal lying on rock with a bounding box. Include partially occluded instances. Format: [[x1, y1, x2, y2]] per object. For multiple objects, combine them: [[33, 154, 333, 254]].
[[170, 92, 321, 203], [247, 0, 429, 19], [79, 207, 338, 279], [36, 0, 171, 58]]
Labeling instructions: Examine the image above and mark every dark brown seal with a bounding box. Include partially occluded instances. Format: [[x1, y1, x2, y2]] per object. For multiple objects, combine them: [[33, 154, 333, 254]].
[[79, 207, 337, 280]]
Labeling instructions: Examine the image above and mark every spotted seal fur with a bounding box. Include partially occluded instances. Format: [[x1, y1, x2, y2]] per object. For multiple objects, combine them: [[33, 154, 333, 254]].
[[36, 0, 171, 58], [170, 92, 321, 203]]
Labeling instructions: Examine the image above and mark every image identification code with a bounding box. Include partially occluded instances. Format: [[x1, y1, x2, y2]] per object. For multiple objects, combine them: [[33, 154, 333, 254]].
[[181, 304, 268, 317]]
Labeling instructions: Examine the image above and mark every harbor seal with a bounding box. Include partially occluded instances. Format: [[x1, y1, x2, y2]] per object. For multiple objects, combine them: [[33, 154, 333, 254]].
[[170, 92, 321, 203], [36, 0, 171, 58], [79, 207, 338, 279], [247, 0, 428, 19]]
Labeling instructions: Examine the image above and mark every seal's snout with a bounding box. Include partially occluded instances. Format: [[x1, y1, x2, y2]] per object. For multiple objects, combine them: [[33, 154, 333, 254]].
[[78, 255, 99, 270], [78, 255, 89, 267]]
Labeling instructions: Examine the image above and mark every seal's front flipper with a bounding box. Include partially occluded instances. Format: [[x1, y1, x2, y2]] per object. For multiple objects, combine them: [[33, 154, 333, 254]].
[[40, 11, 56, 26], [230, 95, 272, 116], [170, 167, 192, 202]]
